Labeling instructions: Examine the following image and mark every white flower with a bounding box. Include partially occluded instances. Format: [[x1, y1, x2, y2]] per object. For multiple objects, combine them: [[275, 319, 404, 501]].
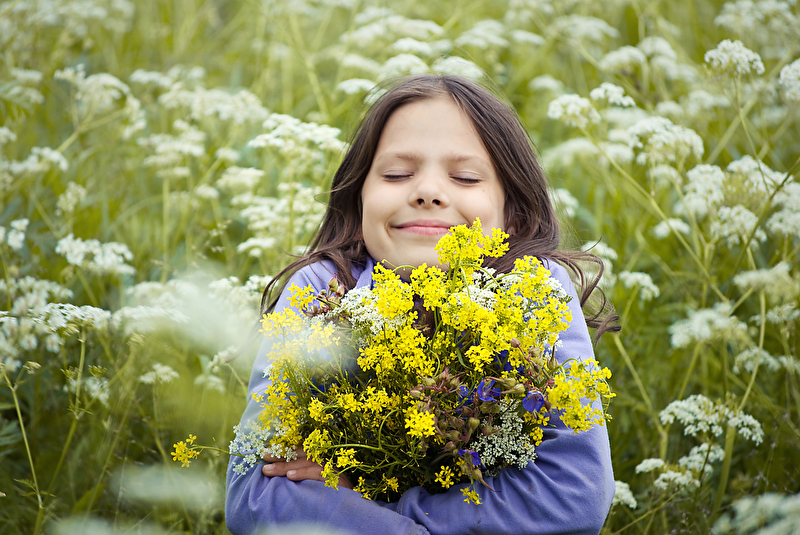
[[455, 20, 508, 49], [336, 78, 377, 95], [547, 95, 600, 129], [552, 16, 620, 44], [678, 443, 725, 475], [660, 394, 763, 444], [733, 347, 782, 374], [727, 155, 784, 195], [682, 90, 730, 118], [510, 30, 544, 46], [158, 85, 270, 125], [765, 303, 800, 325], [139, 363, 180, 385], [55, 234, 136, 276], [216, 167, 264, 194], [637, 37, 677, 60], [56, 182, 88, 216], [590, 83, 636, 107], [619, 271, 660, 301], [704, 39, 765, 76], [710, 205, 767, 248], [431, 57, 484, 80], [0, 126, 17, 146], [767, 183, 800, 237], [130, 69, 175, 89], [377, 54, 430, 81], [214, 148, 240, 163], [600, 46, 646, 72], [582, 241, 618, 263], [669, 302, 747, 348], [342, 54, 381, 75], [779, 59, 800, 101], [654, 470, 700, 491], [389, 37, 434, 56], [627, 116, 704, 166], [543, 138, 599, 168], [550, 188, 579, 218], [714, 493, 800, 535], [635, 458, 665, 473], [733, 262, 796, 300], [193, 184, 220, 200], [528, 75, 564, 94], [652, 218, 691, 239], [683, 164, 726, 218], [611, 481, 637, 509]]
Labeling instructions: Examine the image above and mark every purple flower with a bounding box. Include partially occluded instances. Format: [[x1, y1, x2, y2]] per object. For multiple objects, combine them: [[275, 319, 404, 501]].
[[523, 391, 545, 412], [459, 449, 482, 467], [476, 379, 500, 402]]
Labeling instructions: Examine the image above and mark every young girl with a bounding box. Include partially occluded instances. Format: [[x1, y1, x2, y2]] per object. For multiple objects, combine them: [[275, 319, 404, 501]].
[[226, 75, 616, 535]]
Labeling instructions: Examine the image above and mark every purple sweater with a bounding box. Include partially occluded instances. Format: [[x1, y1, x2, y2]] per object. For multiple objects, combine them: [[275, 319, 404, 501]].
[[226, 257, 615, 535]]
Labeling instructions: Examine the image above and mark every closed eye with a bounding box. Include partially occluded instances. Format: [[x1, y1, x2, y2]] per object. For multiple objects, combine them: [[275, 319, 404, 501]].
[[383, 174, 411, 180], [453, 176, 480, 184]]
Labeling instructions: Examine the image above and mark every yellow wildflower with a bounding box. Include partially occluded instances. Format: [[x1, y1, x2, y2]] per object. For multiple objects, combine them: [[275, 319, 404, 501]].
[[435, 465, 455, 489], [460, 487, 482, 504], [405, 407, 436, 438]]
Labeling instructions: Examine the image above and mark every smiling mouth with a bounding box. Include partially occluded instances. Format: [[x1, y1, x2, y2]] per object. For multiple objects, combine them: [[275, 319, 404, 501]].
[[394, 220, 454, 236]]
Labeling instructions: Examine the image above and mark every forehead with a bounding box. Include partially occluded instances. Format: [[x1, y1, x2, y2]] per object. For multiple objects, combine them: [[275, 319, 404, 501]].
[[375, 97, 487, 154]]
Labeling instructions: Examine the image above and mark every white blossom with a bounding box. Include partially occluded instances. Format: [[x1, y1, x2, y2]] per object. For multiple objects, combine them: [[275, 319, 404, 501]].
[[704, 39, 765, 76], [590, 83, 636, 107], [714, 493, 800, 535], [678, 443, 725, 474], [158, 85, 270, 125], [635, 458, 665, 473], [654, 470, 700, 491], [652, 218, 691, 239], [431, 57, 484, 80], [710, 205, 767, 248], [336, 78, 377, 95], [214, 148, 240, 163], [55, 234, 136, 276], [600, 46, 646, 72], [56, 182, 88, 216], [637, 37, 678, 60], [611, 481, 637, 509], [779, 59, 800, 101], [528, 75, 564, 94], [139, 363, 180, 385], [377, 54, 430, 81], [669, 302, 747, 348], [550, 188, 579, 218], [733, 347, 783, 374], [547, 95, 601, 129], [733, 262, 796, 300], [727, 155, 784, 195], [216, 167, 264, 194], [627, 116, 704, 166], [455, 20, 508, 49], [619, 271, 660, 301], [683, 164, 726, 218], [767, 183, 800, 237], [552, 16, 620, 44]]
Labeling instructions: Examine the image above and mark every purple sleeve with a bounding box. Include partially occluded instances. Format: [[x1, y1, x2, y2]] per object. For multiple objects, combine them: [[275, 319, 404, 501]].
[[225, 262, 430, 535], [389, 262, 615, 535]]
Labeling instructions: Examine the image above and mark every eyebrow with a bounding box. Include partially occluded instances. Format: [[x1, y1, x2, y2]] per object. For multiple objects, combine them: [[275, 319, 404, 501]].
[[375, 151, 492, 168]]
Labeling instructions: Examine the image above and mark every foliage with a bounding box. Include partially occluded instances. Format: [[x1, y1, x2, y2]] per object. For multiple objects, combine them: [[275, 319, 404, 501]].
[[1, 0, 799, 533]]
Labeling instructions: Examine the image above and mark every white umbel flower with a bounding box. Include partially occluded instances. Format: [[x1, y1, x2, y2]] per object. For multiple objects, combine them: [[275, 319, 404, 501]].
[[547, 94, 601, 129], [704, 39, 765, 76]]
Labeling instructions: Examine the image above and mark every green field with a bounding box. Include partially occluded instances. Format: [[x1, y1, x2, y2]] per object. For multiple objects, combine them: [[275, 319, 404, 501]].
[[1, 0, 799, 533]]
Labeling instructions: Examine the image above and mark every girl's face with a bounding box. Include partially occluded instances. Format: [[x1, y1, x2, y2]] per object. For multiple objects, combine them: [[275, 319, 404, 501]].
[[361, 97, 505, 274]]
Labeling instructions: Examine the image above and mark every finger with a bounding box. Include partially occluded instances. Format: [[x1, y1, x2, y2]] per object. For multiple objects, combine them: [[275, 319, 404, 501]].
[[262, 459, 318, 477]]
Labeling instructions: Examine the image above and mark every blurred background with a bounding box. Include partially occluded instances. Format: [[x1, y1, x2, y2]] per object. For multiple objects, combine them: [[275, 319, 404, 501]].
[[1, 0, 799, 533]]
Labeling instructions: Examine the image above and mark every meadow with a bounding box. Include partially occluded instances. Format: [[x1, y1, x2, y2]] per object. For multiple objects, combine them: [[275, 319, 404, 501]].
[[1, 0, 799, 533]]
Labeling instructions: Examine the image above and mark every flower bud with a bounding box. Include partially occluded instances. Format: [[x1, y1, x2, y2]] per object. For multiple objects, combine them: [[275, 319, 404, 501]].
[[443, 441, 457, 452], [468, 417, 480, 433]]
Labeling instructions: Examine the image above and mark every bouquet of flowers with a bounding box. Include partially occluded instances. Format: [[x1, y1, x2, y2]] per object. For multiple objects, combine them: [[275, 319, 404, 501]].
[[229, 219, 613, 503]]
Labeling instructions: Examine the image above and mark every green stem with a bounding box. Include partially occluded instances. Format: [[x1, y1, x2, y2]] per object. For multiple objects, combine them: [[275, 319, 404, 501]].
[[2, 368, 44, 531]]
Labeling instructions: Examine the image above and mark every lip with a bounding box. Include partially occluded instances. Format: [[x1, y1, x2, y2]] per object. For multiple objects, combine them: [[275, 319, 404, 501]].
[[394, 219, 455, 236]]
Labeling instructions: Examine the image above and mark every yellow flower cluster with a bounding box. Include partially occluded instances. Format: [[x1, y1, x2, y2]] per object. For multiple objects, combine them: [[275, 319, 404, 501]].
[[171, 434, 199, 467], [460, 487, 482, 505], [405, 407, 436, 438], [549, 359, 614, 433], [435, 465, 455, 489], [435, 218, 509, 272]]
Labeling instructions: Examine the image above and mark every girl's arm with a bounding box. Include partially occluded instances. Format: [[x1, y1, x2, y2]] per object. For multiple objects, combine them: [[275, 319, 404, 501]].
[[225, 262, 430, 535], [388, 261, 615, 535]]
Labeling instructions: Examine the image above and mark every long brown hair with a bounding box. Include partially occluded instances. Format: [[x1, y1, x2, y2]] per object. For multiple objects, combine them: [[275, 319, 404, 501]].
[[261, 75, 618, 340]]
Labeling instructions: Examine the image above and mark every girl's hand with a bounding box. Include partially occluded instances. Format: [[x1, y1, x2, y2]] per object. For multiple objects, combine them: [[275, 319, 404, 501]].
[[262, 448, 353, 489]]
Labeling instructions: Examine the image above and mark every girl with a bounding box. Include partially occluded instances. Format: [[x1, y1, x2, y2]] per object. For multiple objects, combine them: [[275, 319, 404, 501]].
[[226, 75, 616, 535]]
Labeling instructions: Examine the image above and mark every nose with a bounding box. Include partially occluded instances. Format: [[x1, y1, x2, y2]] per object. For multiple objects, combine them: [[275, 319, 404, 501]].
[[409, 171, 449, 207]]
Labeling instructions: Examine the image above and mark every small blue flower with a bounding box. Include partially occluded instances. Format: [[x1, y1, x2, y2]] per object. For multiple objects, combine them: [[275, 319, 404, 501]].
[[458, 385, 474, 405], [523, 391, 545, 412], [476, 379, 500, 402], [459, 449, 482, 467]]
